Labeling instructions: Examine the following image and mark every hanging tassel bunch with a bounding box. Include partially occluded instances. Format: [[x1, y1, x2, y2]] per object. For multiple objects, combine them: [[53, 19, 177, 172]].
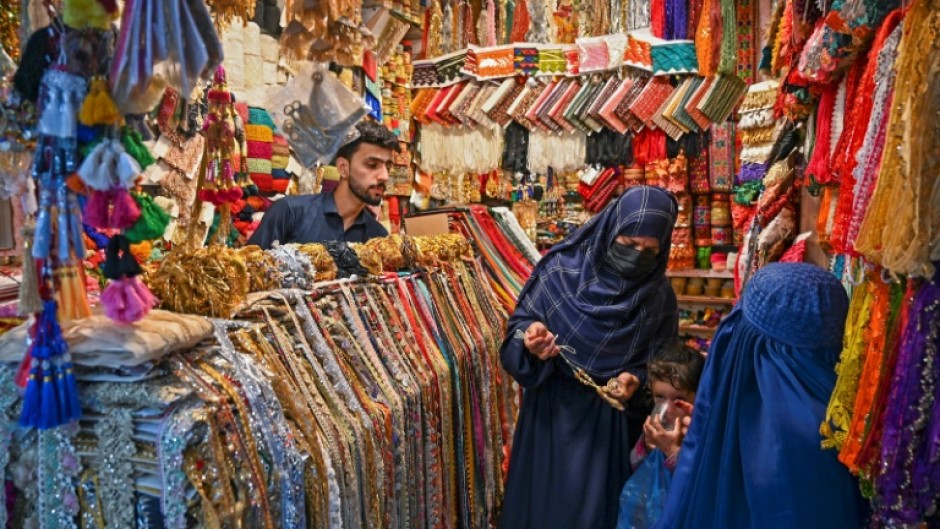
[[78, 139, 144, 230], [18, 299, 82, 429], [36, 69, 87, 141], [79, 77, 121, 126], [99, 234, 156, 325], [32, 69, 87, 265], [198, 67, 243, 207]]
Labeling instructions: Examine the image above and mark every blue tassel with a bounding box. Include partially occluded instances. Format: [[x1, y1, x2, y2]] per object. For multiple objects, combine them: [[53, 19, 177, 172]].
[[59, 358, 81, 421], [57, 185, 71, 261], [38, 362, 60, 430], [32, 188, 54, 260], [18, 300, 76, 429], [83, 223, 110, 250], [76, 123, 102, 144], [19, 360, 41, 428]]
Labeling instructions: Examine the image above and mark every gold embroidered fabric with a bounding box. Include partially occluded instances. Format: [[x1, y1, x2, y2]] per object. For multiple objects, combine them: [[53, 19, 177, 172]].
[[820, 280, 873, 450], [854, 0, 940, 278]]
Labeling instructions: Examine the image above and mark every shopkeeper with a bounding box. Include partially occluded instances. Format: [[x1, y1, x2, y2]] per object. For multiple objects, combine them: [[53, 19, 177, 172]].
[[246, 120, 398, 248]]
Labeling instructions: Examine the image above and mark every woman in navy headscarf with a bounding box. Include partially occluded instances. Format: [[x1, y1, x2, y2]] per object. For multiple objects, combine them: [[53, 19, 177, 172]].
[[499, 186, 679, 529], [653, 263, 866, 529]]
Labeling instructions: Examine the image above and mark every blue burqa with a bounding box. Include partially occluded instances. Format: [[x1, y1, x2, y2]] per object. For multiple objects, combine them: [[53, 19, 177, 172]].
[[653, 263, 866, 529], [499, 186, 679, 529]]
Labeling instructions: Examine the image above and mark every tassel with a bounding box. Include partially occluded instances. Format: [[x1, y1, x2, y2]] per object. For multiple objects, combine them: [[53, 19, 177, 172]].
[[59, 84, 78, 140], [103, 234, 141, 279], [55, 265, 92, 321], [125, 194, 171, 242], [18, 224, 44, 316], [67, 192, 87, 260], [84, 190, 112, 229], [76, 123, 101, 144], [19, 300, 76, 429], [38, 83, 62, 137], [121, 129, 155, 168], [77, 142, 111, 191], [58, 355, 81, 421], [32, 188, 53, 259], [101, 277, 153, 324], [100, 279, 126, 321], [116, 149, 142, 188], [110, 188, 141, 229], [93, 79, 120, 124], [79, 78, 101, 125], [56, 186, 72, 262]]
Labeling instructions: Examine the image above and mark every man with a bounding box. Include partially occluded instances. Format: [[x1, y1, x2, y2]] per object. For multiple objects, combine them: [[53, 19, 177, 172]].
[[246, 120, 397, 249]]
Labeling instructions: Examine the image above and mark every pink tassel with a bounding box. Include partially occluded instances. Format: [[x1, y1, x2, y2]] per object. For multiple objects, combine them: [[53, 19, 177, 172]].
[[102, 277, 155, 324], [127, 277, 155, 320], [100, 279, 126, 322], [84, 190, 113, 229], [110, 189, 141, 229]]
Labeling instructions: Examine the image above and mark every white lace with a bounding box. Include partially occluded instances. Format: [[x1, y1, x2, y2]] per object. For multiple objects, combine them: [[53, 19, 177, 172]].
[[527, 130, 588, 174]]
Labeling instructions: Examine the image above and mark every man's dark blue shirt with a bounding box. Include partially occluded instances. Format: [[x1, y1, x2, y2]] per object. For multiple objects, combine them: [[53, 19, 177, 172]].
[[246, 193, 388, 249]]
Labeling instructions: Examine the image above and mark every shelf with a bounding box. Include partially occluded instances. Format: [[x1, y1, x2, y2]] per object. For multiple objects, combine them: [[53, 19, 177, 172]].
[[679, 324, 718, 334], [677, 295, 736, 305], [667, 269, 734, 279]]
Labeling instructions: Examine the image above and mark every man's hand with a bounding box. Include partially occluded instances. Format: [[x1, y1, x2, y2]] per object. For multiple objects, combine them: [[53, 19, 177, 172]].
[[643, 414, 684, 458], [524, 322, 561, 360], [607, 372, 641, 403]]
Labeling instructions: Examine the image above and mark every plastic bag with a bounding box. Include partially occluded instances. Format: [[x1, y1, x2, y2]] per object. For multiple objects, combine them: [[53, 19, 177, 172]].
[[616, 450, 672, 529], [266, 62, 370, 166]]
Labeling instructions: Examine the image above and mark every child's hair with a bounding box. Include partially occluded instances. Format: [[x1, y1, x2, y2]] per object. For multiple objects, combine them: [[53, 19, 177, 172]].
[[648, 341, 705, 393]]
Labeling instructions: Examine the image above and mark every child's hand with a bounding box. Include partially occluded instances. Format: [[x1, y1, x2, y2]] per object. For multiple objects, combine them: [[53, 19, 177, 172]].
[[675, 400, 694, 437], [643, 414, 684, 458]]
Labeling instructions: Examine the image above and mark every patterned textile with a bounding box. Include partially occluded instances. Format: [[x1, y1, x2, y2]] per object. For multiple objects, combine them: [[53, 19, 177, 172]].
[[709, 120, 735, 193]]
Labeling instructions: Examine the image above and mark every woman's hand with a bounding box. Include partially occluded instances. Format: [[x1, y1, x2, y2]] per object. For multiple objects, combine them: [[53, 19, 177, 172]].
[[607, 372, 641, 403], [643, 414, 684, 458], [524, 322, 561, 360]]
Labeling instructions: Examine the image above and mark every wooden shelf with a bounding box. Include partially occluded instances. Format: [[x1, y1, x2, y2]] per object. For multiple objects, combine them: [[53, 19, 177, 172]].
[[677, 295, 736, 305], [667, 269, 734, 279], [679, 324, 718, 334]]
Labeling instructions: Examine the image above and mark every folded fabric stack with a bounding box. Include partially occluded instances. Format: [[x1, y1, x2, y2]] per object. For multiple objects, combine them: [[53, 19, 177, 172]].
[[736, 81, 780, 185], [246, 107, 276, 193], [271, 134, 291, 193]]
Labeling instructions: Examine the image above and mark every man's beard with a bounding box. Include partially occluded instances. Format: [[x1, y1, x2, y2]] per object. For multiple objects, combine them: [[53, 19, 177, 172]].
[[349, 178, 385, 206]]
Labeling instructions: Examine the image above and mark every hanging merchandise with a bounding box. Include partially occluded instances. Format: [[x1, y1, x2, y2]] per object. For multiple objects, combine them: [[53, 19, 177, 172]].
[[267, 62, 370, 167], [110, 0, 223, 113], [852, 1, 940, 279]]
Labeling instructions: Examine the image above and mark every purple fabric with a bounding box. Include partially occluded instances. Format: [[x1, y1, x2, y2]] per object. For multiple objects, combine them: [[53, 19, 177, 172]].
[[736, 162, 768, 185], [875, 267, 940, 526], [667, 0, 689, 40]]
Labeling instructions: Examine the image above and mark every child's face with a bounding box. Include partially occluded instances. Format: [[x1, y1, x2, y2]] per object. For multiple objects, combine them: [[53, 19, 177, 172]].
[[650, 379, 695, 427]]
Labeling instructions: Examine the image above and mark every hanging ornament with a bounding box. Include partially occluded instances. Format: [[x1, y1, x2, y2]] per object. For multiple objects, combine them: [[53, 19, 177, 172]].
[[197, 66, 243, 208], [18, 299, 82, 429], [99, 234, 156, 324]]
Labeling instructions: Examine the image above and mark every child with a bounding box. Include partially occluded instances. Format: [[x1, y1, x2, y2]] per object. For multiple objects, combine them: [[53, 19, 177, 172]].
[[616, 341, 705, 529]]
